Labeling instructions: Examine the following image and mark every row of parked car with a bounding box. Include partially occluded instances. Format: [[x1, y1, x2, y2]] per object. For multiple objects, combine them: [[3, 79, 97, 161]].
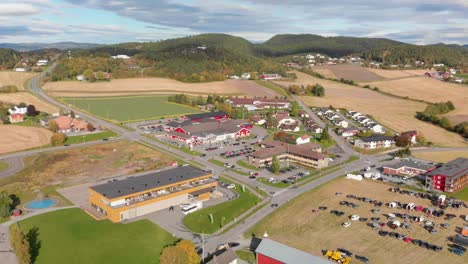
[[220, 147, 254, 158], [378, 230, 443, 251]]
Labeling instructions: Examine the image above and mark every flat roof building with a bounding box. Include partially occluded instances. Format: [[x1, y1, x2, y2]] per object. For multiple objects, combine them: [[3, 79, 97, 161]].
[[425, 158, 468, 193], [383, 160, 436, 176], [88, 166, 217, 222]]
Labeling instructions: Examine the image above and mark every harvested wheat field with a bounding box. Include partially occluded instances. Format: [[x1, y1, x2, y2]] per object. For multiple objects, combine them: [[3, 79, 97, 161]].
[[311, 67, 337, 79], [0, 125, 52, 154], [7, 141, 174, 189], [365, 68, 427, 79], [0, 71, 37, 90], [365, 77, 468, 124], [280, 71, 466, 147], [413, 151, 468, 163], [313, 65, 383, 82], [0, 92, 58, 113], [248, 178, 467, 264], [44, 78, 280, 98]]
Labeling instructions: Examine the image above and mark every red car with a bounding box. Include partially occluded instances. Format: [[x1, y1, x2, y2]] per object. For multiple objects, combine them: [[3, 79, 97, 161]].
[[404, 237, 413, 243]]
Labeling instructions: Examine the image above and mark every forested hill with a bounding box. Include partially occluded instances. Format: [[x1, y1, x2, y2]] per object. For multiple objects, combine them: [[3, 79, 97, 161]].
[[0, 48, 20, 69], [361, 44, 467, 66], [256, 34, 403, 57]]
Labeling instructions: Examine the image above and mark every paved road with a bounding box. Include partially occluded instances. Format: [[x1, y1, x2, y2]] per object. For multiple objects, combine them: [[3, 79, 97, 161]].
[[0, 157, 23, 179]]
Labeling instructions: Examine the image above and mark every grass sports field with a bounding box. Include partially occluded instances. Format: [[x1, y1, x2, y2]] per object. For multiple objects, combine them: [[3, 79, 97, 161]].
[[17, 208, 177, 264], [62, 95, 203, 122]]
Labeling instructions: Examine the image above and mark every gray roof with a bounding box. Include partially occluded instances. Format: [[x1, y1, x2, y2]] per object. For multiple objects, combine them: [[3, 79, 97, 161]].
[[207, 249, 238, 264], [184, 111, 227, 120], [90, 166, 210, 199], [427, 158, 468, 180], [358, 135, 395, 143], [384, 160, 434, 171], [255, 239, 331, 264]]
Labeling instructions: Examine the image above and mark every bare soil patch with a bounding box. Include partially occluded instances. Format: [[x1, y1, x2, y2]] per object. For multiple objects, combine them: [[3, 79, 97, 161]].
[[413, 151, 468, 163], [249, 177, 467, 264], [278, 71, 466, 147], [3, 141, 174, 191], [0, 71, 37, 90], [313, 65, 383, 82], [0, 125, 52, 154], [44, 78, 279, 98], [0, 92, 59, 113]]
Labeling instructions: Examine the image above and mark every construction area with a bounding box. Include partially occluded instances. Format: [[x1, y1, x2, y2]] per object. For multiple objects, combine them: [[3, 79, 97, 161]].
[[249, 177, 468, 264]]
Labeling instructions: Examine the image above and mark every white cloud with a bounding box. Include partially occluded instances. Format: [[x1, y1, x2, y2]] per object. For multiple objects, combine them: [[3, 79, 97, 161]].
[[0, 3, 39, 16]]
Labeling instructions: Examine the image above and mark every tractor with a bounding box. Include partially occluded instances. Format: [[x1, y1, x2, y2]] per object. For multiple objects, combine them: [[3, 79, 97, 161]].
[[325, 250, 352, 264]]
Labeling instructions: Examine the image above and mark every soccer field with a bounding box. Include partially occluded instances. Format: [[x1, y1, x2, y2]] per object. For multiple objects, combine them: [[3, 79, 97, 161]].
[[62, 95, 203, 122]]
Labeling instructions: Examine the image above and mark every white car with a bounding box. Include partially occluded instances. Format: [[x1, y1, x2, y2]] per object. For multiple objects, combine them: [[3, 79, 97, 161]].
[[226, 184, 236, 189], [342, 222, 351, 228], [216, 243, 228, 251], [350, 215, 360, 221], [267, 177, 275, 183]]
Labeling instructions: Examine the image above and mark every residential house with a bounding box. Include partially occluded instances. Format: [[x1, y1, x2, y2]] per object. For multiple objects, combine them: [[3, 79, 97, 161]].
[[52, 116, 90, 133], [296, 134, 311, 145], [298, 110, 309, 118], [248, 140, 327, 169], [275, 113, 299, 132], [110, 54, 130, 59], [354, 135, 395, 149], [425, 158, 468, 193], [340, 127, 360, 137], [333, 118, 348, 128], [255, 239, 330, 264], [8, 113, 24, 123], [8, 106, 27, 115], [303, 118, 323, 134], [326, 113, 340, 121], [250, 114, 266, 125], [401, 130, 418, 145], [369, 124, 385, 134], [77, 75, 85, 81], [260, 74, 281, 80], [88, 166, 217, 222], [241, 72, 251, 79], [36, 59, 48, 66]]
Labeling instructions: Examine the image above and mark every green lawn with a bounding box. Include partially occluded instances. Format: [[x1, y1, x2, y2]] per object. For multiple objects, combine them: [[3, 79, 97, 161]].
[[61, 95, 203, 122], [237, 250, 256, 264], [208, 158, 225, 167], [236, 160, 260, 171], [454, 74, 468, 79], [0, 161, 9, 172], [452, 187, 468, 202], [183, 178, 260, 234], [64, 131, 118, 144], [17, 208, 177, 264]]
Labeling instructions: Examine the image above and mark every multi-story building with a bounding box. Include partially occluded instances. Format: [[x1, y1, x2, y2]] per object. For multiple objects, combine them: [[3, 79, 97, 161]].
[[425, 158, 468, 193], [88, 166, 217, 222], [247, 140, 328, 169]]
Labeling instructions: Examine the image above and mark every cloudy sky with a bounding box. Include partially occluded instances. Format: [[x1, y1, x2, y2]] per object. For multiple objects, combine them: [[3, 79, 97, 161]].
[[0, 0, 467, 44]]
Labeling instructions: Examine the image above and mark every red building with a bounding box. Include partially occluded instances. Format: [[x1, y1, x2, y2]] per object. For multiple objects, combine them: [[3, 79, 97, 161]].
[[255, 239, 330, 264], [425, 158, 468, 193]]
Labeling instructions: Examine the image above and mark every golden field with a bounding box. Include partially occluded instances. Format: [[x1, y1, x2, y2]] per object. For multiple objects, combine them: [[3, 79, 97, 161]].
[[0, 71, 37, 90], [0, 125, 52, 154]]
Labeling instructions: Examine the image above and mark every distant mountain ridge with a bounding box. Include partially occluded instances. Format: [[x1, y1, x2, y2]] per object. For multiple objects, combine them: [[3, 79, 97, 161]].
[[0, 42, 103, 52]]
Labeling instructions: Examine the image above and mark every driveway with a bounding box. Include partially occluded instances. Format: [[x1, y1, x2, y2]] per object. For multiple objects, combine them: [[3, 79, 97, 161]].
[[0, 157, 24, 179], [0, 226, 17, 264]]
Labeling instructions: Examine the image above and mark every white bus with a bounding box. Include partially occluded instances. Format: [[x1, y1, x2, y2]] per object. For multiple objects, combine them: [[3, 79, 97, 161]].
[[180, 201, 202, 215]]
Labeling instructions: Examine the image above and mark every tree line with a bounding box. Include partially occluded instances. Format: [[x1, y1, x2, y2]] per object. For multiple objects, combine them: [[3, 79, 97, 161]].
[[287, 83, 325, 97], [415, 101, 467, 137]]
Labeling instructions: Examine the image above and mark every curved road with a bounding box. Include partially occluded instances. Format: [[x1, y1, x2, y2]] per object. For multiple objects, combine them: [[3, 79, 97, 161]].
[[0, 157, 23, 179]]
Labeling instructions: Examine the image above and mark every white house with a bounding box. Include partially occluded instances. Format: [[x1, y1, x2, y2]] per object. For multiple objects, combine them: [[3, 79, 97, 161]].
[[369, 124, 385, 134], [241, 72, 251, 79], [334, 119, 349, 128], [296, 134, 311, 145], [14, 68, 26, 72], [8, 106, 27, 115], [36, 59, 48, 66], [77, 75, 85, 81], [110, 54, 130, 59], [276, 113, 299, 132], [354, 135, 395, 149]]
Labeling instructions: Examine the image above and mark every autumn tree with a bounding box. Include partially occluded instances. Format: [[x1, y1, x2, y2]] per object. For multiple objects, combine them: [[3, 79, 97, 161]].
[[395, 135, 411, 147], [48, 120, 59, 132], [10, 224, 31, 264], [87, 123, 95, 131], [159, 240, 200, 264], [83, 69, 95, 82], [177, 240, 200, 264], [51, 133, 67, 146]]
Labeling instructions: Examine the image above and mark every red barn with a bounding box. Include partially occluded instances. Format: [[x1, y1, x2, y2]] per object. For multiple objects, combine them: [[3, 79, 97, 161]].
[[255, 239, 330, 264]]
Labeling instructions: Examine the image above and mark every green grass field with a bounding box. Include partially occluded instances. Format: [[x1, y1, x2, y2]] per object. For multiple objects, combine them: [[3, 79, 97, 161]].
[[0, 161, 9, 172], [454, 74, 468, 79], [64, 131, 118, 144], [62, 95, 203, 122], [17, 208, 177, 264], [183, 178, 260, 234]]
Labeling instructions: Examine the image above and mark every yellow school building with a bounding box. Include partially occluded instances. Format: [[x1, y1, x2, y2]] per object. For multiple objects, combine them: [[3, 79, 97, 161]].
[[88, 165, 217, 222]]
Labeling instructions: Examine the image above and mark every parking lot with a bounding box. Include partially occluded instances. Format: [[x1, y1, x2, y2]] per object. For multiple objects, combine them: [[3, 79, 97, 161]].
[[249, 177, 468, 264]]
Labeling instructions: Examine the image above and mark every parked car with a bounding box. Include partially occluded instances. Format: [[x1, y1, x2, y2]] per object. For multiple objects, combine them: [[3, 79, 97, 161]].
[[450, 248, 465, 256], [342, 222, 351, 228], [355, 255, 369, 264], [226, 184, 236, 189], [350, 215, 360, 221], [338, 248, 353, 257], [451, 244, 466, 252]]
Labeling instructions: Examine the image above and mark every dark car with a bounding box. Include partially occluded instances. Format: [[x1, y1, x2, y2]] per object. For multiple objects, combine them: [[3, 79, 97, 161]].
[[336, 211, 345, 216], [102, 138, 109, 141], [370, 217, 380, 222], [412, 239, 422, 246], [359, 217, 368, 222], [339, 201, 348, 205], [355, 255, 370, 264], [378, 230, 388, 237], [450, 248, 465, 256], [397, 234, 406, 240], [451, 244, 467, 252], [338, 248, 353, 257], [200, 153, 207, 157], [388, 232, 398, 238]]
